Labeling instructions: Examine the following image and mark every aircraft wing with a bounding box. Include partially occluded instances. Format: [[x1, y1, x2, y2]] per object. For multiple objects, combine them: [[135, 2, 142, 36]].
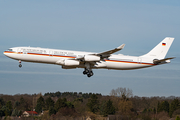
[[96, 44, 125, 58], [74, 44, 125, 61]]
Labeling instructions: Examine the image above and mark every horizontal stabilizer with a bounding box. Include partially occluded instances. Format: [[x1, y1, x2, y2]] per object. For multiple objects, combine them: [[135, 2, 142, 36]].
[[153, 57, 175, 64]]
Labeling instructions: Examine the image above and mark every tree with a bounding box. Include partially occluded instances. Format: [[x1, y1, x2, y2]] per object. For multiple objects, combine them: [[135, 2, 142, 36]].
[[0, 98, 5, 109], [55, 98, 62, 111], [87, 94, 99, 113], [157, 101, 169, 113], [55, 91, 61, 97], [45, 97, 54, 110], [1, 106, 11, 116], [74, 98, 83, 103], [169, 99, 180, 118], [100, 99, 115, 117], [49, 106, 56, 116], [37, 96, 45, 107], [153, 107, 156, 114], [35, 96, 45, 113], [13, 101, 20, 109], [11, 108, 21, 116], [110, 87, 133, 98], [175, 116, 180, 120], [19, 97, 28, 111], [73, 100, 85, 115], [35, 103, 42, 113], [66, 101, 74, 109], [118, 99, 133, 115], [73, 92, 77, 97], [0, 109, 5, 117], [54, 98, 67, 111], [6, 101, 12, 110], [106, 99, 116, 115], [20, 97, 25, 105]]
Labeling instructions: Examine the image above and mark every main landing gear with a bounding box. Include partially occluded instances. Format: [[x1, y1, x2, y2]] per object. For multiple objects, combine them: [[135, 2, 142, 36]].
[[83, 62, 94, 77], [19, 60, 22, 68], [83, 69, 94, 77]]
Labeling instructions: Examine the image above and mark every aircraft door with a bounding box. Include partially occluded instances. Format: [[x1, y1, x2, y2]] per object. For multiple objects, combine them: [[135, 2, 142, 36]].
[[49, 51, 53, 57], [137, 57, 142, 64], [23, 49, 28, 54]]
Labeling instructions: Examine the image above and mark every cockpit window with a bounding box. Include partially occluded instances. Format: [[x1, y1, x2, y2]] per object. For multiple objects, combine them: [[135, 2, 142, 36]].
[[8, 49, 13, 51]]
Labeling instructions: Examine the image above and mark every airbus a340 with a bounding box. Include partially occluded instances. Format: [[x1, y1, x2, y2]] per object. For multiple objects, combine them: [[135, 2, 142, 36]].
[[4, 37, 175, 77]]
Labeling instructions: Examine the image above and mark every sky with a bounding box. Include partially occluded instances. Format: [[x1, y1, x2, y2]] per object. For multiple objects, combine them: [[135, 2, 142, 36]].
[[0, 0, 180, 97]]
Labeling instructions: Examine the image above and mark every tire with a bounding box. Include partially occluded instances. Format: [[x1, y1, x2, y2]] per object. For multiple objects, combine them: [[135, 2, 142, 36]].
[[89, 71, 93, 76], [83, 71, 87, 75], [19, 64, 22, 68], [87, 74, 91, 77]]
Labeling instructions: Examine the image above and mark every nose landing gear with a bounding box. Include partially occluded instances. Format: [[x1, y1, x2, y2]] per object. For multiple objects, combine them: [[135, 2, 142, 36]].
[[19, 60, 22, 68]]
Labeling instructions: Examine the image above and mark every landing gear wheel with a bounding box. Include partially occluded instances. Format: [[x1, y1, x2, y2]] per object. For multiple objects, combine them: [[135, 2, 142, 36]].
[[89, 71, 94, 76], [87, 73, 91, 77], [83, 71, 86, 75], [83, 69, 88, 75], [86, 70, 93, 77], [19, 64, 22, 68]]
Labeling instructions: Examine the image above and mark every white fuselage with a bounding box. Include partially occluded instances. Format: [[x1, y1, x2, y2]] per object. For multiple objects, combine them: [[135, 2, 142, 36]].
[[4, 47, 155, 70], [3, 37, 174, 77]]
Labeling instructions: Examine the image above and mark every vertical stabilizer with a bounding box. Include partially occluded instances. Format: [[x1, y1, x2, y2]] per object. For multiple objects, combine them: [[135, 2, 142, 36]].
[[141, 37, 174, 59]]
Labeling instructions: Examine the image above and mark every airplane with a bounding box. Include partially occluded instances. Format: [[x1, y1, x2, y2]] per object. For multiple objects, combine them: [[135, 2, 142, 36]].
[[3, 37, 175, 77]]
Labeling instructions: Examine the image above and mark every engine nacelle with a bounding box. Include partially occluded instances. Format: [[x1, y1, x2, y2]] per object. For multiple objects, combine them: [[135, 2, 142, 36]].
[[65, 59, 79, 66], [56, 59, 80, 66], [84, 55, 100, 62]]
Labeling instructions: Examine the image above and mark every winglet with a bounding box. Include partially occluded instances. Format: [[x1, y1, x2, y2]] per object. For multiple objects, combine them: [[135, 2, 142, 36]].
[[117, 44, 125, 50]]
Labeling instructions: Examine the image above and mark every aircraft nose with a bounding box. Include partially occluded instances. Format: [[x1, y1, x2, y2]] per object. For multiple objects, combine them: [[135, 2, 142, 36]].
[[3, 51, 10, 57], [3, 51, 8, 56]]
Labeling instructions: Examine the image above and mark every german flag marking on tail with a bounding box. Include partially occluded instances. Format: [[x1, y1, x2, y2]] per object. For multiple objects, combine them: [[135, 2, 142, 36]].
[[162, 43, 166, 46]]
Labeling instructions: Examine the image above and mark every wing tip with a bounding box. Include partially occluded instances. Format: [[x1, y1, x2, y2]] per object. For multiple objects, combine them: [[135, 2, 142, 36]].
[[117, 44, 125, 49]]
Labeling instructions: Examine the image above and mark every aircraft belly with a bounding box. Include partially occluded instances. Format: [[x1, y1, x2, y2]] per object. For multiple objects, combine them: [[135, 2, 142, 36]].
[[22, 54, 60, 63], [4, 53, 23, 61], [105, 61, 151, 70]]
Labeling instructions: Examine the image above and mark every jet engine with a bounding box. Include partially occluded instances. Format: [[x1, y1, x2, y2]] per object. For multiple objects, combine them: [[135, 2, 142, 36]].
[[56, 59, 79, 66], [84, 55, 100, 62]]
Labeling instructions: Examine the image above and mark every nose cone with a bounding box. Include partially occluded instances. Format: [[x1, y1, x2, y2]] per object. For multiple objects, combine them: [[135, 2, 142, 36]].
[[3, 51, 12, 58], [3, 51, 8, 56]]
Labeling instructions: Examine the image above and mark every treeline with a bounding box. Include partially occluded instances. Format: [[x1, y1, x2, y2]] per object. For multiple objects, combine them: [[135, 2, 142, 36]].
[[0, 88, 180, 120], [44, 91, 102, 99]]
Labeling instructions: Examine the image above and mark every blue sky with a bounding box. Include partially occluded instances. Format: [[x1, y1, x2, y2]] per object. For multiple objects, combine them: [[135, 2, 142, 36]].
[[0, 1, 180, 97]]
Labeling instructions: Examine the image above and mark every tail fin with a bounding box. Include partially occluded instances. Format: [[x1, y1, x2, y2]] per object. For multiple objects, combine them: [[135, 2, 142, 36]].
[[141, 37, 174, 59]]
